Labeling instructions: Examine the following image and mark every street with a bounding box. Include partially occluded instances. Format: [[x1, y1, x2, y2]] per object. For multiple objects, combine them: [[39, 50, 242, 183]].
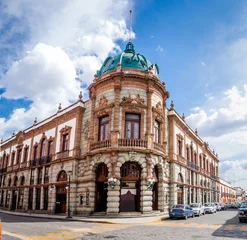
[[0, 209, 247, 240]]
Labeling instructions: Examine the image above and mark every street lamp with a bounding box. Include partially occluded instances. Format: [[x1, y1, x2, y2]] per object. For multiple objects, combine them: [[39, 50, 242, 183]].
[[66, 170, 73, 219]]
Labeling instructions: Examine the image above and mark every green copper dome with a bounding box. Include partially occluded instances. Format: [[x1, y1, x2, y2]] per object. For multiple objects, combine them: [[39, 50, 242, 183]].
[[96, 42, 160, 78]]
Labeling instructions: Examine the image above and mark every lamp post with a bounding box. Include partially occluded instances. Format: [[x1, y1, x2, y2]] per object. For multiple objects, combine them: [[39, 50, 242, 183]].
[[66, 170, 73, 219]]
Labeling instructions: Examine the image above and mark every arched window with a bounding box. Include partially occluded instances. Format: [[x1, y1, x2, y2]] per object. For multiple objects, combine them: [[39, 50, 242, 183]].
[[13, 176, 18, 186], [57, 170, 67, 182], [121, 162, 140, 180], [20, 176, 25, 186], [154, 120, 160, 143], [177, 173, 183, 183]]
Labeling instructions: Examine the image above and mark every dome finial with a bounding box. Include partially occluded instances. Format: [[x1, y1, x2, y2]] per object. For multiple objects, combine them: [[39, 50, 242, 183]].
[[129, 10, 133, 42]]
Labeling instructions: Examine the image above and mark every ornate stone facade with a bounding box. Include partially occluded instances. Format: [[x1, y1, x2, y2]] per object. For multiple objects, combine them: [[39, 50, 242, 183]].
[[0, 41, 220, 217]]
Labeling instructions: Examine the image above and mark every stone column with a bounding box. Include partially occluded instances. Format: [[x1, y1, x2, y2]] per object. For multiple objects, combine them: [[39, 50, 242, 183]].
[[88, 94, 96, 150], [9, 191, 13, 210], [70, 182, 77, 215], [15, 190, 19, 210], [23, 188, 29, 211], [146, 88, 153, 148], [183, 187, 187, 204], [49, 186, 56, 214], [107, 182, 120, 214], [141, 180, 153, 214], [111, 80, 121, 147], [32, 187, 36, 210], [40, 187, 44, 210]]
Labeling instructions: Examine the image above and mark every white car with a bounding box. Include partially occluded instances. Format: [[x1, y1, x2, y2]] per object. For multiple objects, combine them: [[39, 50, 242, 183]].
[[190, 203, 205, 216], [204, 203, 217, 214]]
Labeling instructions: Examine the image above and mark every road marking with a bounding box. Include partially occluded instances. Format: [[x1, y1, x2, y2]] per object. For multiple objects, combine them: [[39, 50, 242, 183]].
[[2, 230, 32, 240], [224, 224, 236, 231], [210, 224, 222, 229], [195, 224, 208, 228], [241, 225, 247, 231]]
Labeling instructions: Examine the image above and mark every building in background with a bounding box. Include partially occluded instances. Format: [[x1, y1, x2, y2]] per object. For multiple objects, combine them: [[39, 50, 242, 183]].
[[0, 41, 221, 217], [219, 178, 236, 203], [234, 187, 246, 202]]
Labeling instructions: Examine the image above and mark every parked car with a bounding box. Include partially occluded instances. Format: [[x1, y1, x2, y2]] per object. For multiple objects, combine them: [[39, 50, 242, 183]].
[[225, 202, 233, 208], [238, 202, 247, 222], [220, 203, 226, 210], [204, 203, 217, 214], [233, 202, 241, 209], [190, 203, 205, 216], [214, 202, 221, 211], [170, 204, 194, 220]]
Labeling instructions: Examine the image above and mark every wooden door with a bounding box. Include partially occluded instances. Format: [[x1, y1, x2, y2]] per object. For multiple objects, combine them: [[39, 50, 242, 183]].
[[95, 182, 107, 212]]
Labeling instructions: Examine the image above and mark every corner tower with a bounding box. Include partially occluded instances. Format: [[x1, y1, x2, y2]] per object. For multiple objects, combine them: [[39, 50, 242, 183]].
[[82, 40, 170, 216]]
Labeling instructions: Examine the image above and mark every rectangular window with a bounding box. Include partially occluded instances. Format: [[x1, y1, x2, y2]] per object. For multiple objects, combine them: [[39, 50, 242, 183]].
[[37, 168, 43, 184], [177, 139, 182, 155], [44, 166, 50, 183], [30, 169, 35, 185], [48, 141, 53, 156], [17, 149, 22, 164], [40, 139, 46, 157], [99, 116, 109, 141], [154, 120, 160, 143], [62, 134, 69, 151], [186, 148, 189, 160], [33, 146, 38, 160], [28, 188, 33, 210], [23, 148, 29, 162], [43, 188, 48, 210], [36, 188, 41, 210], [11, 152, 15, 166], [125, 113, 140, 139]]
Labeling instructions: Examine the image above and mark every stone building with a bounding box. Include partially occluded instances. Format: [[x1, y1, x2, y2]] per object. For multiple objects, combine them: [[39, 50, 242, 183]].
[[219, 178, 236, 203], [0, 41, 220, 217]]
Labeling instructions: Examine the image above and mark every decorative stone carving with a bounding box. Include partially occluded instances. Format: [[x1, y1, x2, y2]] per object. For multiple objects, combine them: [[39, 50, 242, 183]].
[[146, 154, 153, 178], [110, 152, 118, 177], [122, 93, 145, 105], [129, 151, 137, 161], [164, 161, 169, 178], [82, 120, 90, 140], [94, 154, 102, 163], [98, 96, 108, 107]]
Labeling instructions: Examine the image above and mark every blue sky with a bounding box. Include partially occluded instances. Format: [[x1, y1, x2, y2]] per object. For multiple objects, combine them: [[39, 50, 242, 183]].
[[0, 0, 247, 190]]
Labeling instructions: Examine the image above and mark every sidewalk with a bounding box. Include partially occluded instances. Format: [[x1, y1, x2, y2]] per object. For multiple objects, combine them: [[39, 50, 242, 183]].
[[0, 209, 169, 224]]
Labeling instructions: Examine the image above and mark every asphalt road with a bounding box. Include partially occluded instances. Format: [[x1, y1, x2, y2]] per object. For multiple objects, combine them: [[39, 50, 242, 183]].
[[0, 209, 246, 240]]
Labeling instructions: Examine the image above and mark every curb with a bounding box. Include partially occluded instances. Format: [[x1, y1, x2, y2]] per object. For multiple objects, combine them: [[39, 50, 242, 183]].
[[0, 210, 168, 225]]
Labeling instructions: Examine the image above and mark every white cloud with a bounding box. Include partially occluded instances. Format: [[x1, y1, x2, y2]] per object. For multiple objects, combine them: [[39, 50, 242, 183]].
[[0, 0, 132, 139], [205, 92, 215, 101], [201, 62, 205, 66], [190, 106, 200, 112], [156, 45, 163, 52]]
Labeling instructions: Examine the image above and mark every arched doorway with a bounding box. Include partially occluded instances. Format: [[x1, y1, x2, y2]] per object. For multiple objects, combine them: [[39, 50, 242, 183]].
[[177, 173, 184, 204], [120, 162, 141, 212], [56, 170, 67, 214], [95, 163, 108, 212], [152, 165, 159, 210]]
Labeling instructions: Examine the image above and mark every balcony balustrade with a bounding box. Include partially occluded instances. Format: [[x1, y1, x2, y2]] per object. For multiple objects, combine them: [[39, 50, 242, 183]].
[[118, 138, 147, 148], [29, 155, 52, 167], [6, 166, 13, 172], [13, 164, 20, 171], [0, 168, 6, 174], [187, 160, 199, 171], [153, 142, 165, 152], [56, 150, 69, 159], [20, 162, 27, 168], [90, 140, 111, 151]]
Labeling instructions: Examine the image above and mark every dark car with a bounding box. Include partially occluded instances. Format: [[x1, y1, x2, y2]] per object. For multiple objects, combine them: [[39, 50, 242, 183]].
[[238, 202, 247, 223], [169, 204, 194, 220]]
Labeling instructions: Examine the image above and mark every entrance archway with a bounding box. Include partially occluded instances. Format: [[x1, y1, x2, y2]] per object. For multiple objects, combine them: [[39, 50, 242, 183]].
[[120, 162, 141, 212], [56, 170, 67, 214], [177, 173, 184, 204], [95, 163, 108, 212], [152, 165, 159, 210]]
